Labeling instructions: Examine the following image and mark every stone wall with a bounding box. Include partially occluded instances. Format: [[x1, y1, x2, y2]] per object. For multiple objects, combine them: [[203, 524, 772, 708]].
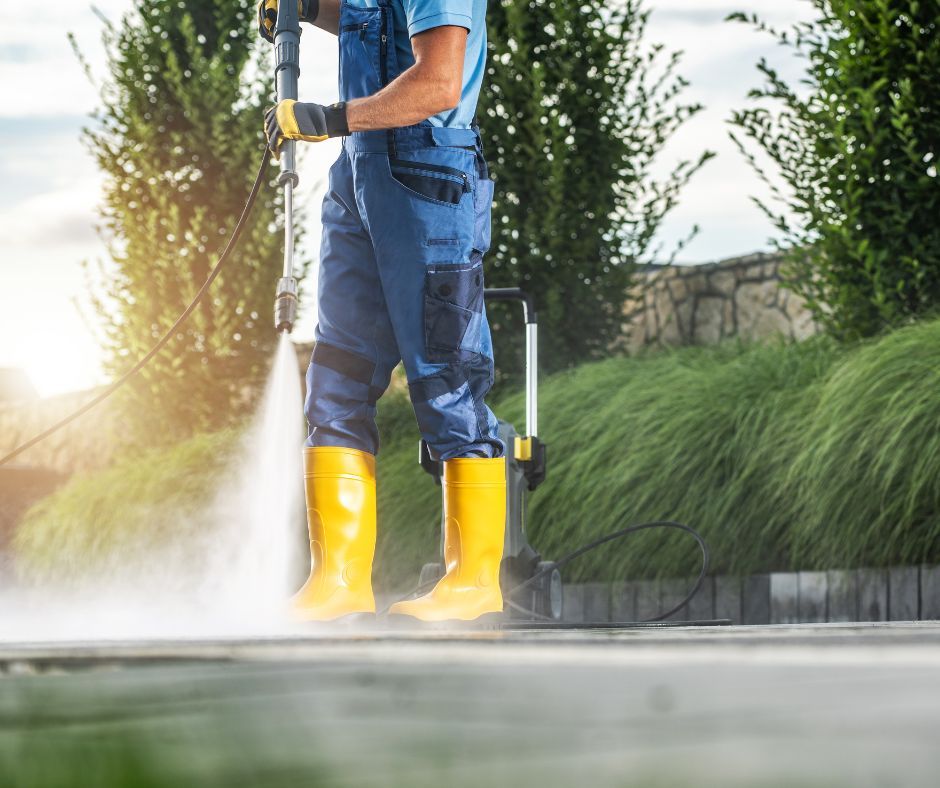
[[623, 252, 818, 350]]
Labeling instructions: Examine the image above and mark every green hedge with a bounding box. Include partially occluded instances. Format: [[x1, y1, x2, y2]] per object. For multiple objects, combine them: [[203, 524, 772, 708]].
[[13, 431, 239, 585], [17, 319, 940, 588]]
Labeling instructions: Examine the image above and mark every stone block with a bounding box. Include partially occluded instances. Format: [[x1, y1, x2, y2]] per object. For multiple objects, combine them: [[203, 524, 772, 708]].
[[714, 576, 742, 623], [888, 567, 919, 621], [611, 581, 638, 623], [694, 297, 725, 344], [736, 281, 791, 341], [742, 574, 771, 625], [798, 572, 827, 623], [857, 569, 888, 622], [680, 272, 707, 293], [826, 570, 858, 622], [722, 299, 736, 337], [635, 579, 661, 621], [582, 583, 610, 623], [735, 280, 776, 323], [782, 290, 800, 317], [674, 298, 695, 341], [562, 584, 585, 623], [667, 277, 688, 303], [770, 573, 800, 624], [921, 566, 940, 620], [790, 306, 818, 341], [657, 309, 681, 346], [686, 576, 715, 622], [743, 264, 765, 281], [707, 270, 736, 294]]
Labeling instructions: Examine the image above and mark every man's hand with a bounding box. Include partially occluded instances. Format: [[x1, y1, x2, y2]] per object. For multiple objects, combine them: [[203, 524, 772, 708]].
[[257, 0, 318, 43], [265, 100, 349, 158]]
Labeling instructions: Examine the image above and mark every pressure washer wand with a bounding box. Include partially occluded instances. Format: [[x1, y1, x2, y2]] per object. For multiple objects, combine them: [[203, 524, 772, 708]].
[[273, 0, 301, 334]]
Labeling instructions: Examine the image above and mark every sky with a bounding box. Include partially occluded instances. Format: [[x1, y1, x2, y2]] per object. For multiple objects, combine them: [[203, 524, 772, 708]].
[[0, 0, 814, 398]]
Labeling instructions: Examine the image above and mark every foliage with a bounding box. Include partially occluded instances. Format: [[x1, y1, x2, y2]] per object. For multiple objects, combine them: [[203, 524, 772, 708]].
[[479, 0, 712, 375], [14, 430, 238, 584], [20, 321, 940, 587], [387, 322, 940, 582], [76, 1, 300, 446], [729, 2, 940, 340]]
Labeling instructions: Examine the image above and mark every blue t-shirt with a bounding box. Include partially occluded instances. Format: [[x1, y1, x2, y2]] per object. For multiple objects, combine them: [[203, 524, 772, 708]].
[[346, 0, 486, 128]]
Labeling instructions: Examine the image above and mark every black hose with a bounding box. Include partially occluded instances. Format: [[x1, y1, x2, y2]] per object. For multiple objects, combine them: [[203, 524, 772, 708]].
[[0, 149, 273, 469], [507, 521, 710, 623], [382, 520, 710, 624]]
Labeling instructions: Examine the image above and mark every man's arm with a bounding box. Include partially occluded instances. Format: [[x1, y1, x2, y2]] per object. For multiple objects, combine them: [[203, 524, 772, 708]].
[[264, 23, 467, 155], [308, 0, 340, 35], [346, 25, 467, 131]]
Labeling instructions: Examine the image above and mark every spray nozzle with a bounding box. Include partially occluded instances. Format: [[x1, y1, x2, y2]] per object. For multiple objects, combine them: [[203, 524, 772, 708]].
[[274, 276, 299, 334]]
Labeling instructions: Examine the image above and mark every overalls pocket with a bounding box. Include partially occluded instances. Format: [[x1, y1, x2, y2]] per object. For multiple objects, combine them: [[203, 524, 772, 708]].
[[390, 159, 471, 207], [473, 173, 494, 255], [424, 260, 485, 362], [338, 6, 385, 101]]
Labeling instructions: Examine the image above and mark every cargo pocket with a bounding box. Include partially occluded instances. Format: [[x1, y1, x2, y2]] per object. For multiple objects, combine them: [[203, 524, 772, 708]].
[[390, 159, 470, 206], [424, 261, 485, 362]]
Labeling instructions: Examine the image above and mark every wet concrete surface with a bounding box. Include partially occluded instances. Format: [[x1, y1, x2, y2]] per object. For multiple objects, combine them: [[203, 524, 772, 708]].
[[1, 623, 939, 786]]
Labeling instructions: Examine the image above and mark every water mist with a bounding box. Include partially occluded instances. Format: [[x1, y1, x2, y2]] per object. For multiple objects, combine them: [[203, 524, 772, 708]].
[[0, 335, 307, 642]]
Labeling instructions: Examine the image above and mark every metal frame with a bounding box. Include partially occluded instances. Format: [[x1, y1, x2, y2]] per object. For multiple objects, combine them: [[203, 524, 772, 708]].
[[483, 288, 538, 438]]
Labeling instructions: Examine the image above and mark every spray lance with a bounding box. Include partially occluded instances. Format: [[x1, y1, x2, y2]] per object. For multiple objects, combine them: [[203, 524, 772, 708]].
[[273, 0, 301, 334]]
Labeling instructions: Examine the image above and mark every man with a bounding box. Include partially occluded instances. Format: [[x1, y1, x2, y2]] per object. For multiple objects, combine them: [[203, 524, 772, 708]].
[[259, 0, 505, 622]]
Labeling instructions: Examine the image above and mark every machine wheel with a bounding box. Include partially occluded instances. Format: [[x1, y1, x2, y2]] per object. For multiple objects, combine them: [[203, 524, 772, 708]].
[[534, 562, 563, 621]]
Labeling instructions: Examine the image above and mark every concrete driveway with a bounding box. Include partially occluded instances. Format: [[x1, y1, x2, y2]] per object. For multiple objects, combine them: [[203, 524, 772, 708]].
[[1, 623, 938, 787]]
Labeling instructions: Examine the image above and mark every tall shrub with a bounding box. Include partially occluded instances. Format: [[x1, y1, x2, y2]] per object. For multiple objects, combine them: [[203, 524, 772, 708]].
[[479, 0, 712, 375], [78, 2, 299, 445], [730, 2, 940, 340]]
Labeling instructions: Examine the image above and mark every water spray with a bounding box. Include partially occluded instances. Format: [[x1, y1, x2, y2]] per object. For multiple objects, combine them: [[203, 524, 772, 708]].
[[273, 0, 301, 335], [0, 0, 717, 633]]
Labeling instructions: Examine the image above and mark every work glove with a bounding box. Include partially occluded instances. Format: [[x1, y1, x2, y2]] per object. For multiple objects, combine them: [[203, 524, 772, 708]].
[[265, 99, 350, 158], [258, 0, 319, 43]]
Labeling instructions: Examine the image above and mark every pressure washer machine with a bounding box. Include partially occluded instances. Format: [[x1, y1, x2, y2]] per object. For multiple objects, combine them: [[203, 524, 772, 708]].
[[409, 287, 715, 628]]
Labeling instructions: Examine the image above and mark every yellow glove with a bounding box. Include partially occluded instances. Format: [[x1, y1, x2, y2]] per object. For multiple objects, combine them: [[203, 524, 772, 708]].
[[258, 0, 317, 43], [264, 100, 349, 158]]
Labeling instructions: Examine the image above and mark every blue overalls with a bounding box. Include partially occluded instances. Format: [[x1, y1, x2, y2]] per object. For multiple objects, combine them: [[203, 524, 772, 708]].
[[304, 0, 503, 461]]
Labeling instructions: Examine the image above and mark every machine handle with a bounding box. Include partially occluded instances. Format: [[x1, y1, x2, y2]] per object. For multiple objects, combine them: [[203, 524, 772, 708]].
[[484, 288, 538, 438], [274, 0, 301, 191], [483, 288, 537, 325]]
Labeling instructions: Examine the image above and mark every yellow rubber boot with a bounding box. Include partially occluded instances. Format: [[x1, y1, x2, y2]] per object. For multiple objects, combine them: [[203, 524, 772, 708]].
[[390, 457, 506, 622], [290, 447, 377, 621]]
